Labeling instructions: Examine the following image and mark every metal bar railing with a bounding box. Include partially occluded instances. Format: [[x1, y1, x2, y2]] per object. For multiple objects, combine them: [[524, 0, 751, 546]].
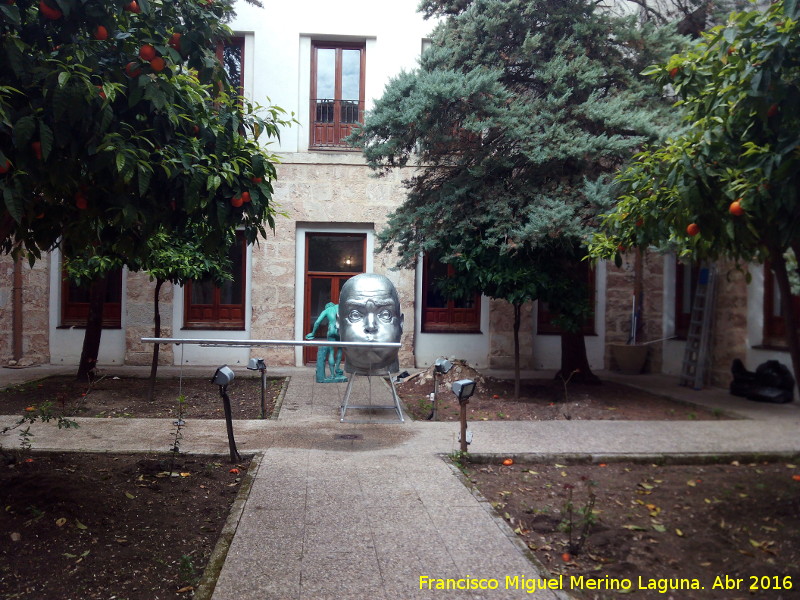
[[141, 337, 400, 349]]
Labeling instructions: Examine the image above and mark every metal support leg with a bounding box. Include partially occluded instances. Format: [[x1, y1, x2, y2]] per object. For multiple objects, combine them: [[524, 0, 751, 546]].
[[340, 373, 404, 423]]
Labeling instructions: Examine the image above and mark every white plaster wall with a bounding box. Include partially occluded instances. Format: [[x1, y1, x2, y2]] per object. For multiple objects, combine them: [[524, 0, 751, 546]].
[[532, 261, 608, 370], [169, 243, 254, 366], [660, 254, 685, 376], [229, 0, 437, 153], [48, 250, 127, 366]]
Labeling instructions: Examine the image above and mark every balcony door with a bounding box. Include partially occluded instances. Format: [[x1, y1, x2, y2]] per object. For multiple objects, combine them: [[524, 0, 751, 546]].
[[303, 233, 366, 363]]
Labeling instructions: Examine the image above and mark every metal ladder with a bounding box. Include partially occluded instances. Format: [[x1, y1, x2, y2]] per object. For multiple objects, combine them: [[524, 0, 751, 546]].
[[679, 266, 717, 389]]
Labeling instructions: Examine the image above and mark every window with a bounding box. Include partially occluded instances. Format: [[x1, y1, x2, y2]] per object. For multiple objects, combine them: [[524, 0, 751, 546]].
[[763, 261, 800, 346], [61, 265, 123, 328], [536, 263, 596, 335], [674, 261, 699, 339], [217, 36, 245, 97], [310, 42, 365, 149], [421, 255, 481, 333], [184, 233, 247, 329]]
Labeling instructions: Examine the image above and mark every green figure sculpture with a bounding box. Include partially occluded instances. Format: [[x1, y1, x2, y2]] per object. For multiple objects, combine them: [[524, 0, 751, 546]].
[[306, 302, 347, 383]]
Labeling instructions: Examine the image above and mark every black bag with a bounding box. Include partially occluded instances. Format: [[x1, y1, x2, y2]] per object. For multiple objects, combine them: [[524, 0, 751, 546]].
[[730, 359, 795, 404]]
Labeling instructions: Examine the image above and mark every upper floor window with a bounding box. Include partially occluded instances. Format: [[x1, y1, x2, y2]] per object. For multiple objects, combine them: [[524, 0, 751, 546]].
[[61, 264, 123, 328], [310, 42, 365, 150], [421, 255, 481, 333], [184, 233, 247, 330], [217, 36, 245, 97]]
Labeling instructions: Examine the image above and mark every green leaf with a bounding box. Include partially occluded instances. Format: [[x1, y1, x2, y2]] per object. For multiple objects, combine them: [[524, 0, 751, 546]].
[[0, 4, 21, 26], [39, 122, 54, 161], [116, 153, 127, 174], [12, 115, 36, 148], [57, 71, 70, 88], [3, 185, 24, 224]]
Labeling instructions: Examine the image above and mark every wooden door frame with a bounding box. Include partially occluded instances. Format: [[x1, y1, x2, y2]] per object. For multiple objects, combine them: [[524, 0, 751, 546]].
[[302, 232, 367, 364]]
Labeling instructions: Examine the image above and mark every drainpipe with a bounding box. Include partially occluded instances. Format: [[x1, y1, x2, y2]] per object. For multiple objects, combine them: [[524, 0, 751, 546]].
[[12, 255, 23, 361]]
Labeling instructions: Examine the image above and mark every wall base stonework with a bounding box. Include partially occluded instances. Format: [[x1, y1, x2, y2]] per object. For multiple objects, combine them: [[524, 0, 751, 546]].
[[0, 255, 50, 366]]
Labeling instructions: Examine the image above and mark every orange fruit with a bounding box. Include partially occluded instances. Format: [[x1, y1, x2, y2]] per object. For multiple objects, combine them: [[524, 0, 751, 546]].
[[139, 44, 157, 61], [93, 26, 108, 41], [124, 62, 141, 78], [150, 57, 166, 72], [168, 32, 182, 52], [792, 474, 800, 481], [125, 1, 141, 13], [502, 458, 513, 466], [686, 223, 699, 237], [75, 191, 88, 210], [39, 0, 62, 19], [669, 67, 679, 78], [0, 159, 10, 174], [561, 552, 571, 562], [251, 176, 263, 184], [729, 200, 744, 216], [230, 195, 243, 208], [241, 191, 251, 203], [767, 104, 779, 118]]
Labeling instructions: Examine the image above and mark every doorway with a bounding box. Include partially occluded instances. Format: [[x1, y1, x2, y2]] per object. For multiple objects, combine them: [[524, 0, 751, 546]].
[[303, 232, 366, 364]]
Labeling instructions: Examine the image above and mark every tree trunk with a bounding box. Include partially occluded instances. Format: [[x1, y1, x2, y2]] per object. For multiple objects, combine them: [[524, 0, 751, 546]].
[[513, 302, 521, 400], [557, 330, 600, 384], [147, 278, 165, 402], [770, 252, 800, 393], [76, 276, 108, 381]]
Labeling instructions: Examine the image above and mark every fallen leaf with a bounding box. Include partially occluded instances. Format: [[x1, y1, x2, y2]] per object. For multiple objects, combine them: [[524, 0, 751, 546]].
[[177, 586, 195, 594], [686, 480, 696, 487], [675, 528, 684, 537], [639, 482, 654, 490], [75, 520, 88, 530], [652, 523, 666, 533], [622, 525, 647, 531], [55, 518, 67, 527], [125, 492, 135, 499], [180, 472, 191, 477], [10, 532, 21, 542], [786, 464, 797, 469], [229, 468, 240, 474]]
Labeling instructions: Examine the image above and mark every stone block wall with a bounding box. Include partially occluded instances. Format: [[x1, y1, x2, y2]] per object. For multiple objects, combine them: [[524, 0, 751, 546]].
[[249, 154, 416, 367], [708, 260, 748, 387], [487, 299, 534, 370], [0, 255, 50, 366], [124, 272, 174, 366], [604, 251, 665, 373]]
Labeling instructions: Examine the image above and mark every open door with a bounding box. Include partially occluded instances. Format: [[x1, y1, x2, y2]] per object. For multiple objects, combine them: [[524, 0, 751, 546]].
[[303, 233, 366, 364]]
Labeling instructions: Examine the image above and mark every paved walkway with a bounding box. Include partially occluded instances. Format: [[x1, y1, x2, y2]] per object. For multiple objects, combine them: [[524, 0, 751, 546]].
[[2, 365, 799, 599]]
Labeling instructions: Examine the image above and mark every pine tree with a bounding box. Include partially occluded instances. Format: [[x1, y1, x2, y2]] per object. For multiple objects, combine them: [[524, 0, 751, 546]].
[[352, 0, 685, 384]]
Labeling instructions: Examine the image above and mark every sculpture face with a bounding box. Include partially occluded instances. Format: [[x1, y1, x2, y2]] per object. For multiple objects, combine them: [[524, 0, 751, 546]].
[[337, 273, 403, 374]]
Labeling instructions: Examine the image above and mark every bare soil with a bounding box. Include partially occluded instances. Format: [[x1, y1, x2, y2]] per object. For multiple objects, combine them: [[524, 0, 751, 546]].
[[0, 375, 286, 420], [397, 363, 730, 422], [463, 458, 800, 600], [0, 452, 251, 600]]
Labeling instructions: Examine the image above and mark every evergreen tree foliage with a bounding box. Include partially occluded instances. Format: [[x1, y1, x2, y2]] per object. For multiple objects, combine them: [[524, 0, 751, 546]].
[[352, 0, 684, 382]]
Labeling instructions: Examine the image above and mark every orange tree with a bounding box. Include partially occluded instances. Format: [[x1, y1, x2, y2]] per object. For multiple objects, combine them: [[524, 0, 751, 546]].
[[589, 0, 800, 381], [0, 0, 290, 377]]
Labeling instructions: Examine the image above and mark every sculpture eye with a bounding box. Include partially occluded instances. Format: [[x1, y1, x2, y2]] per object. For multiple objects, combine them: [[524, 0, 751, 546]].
[[347, 309, 363, 323], [377, 309, 393, 322]]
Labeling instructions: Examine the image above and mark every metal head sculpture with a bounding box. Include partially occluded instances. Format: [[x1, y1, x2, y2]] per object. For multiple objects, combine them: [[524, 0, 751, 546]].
[[337, 273, 404, 375]]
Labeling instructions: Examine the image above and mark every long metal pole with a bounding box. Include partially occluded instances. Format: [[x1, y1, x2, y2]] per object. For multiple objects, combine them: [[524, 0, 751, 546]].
[[141, 337, 401, 349]]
